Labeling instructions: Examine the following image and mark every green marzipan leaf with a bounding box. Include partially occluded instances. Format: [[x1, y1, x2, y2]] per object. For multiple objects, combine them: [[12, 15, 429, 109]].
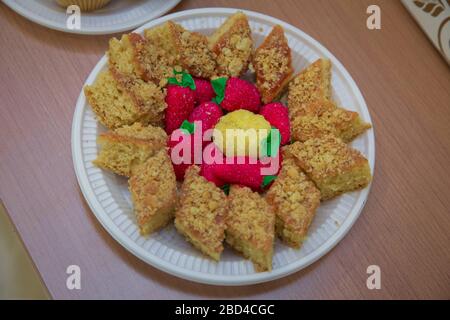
[[221, 184, 230, 195], [180, 120, 195, 135], [261, 128, 281, 157], [261, 175, 277, 188], [167, 69, 196, 90], [211, 77, 227, 104]]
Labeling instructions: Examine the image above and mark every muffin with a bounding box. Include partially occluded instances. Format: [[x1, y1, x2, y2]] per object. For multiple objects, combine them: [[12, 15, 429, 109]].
[[56, 0, 111, 12]]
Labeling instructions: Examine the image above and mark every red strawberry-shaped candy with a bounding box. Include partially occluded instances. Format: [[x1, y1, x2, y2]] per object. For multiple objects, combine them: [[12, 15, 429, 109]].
[[165, 70, 199, 135], [212, 77, 261, 112], [164, 85, 196, 135], [215, 157, 263, 191], [200, 143, 225, 187], [167, 130, 193, 180], [167, 121, 202, 180], [214, 154, 282, 191], [188, 102, 223, 140], [260, 102, 291, 145], [193, 78, 215, 104]]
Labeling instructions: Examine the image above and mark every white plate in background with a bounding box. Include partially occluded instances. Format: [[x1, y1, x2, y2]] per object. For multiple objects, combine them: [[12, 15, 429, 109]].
[[2, 0, 181, 35], [71, 8, 375, 285]]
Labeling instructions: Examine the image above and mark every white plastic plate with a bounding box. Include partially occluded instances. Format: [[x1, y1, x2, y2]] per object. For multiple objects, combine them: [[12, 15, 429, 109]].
[[71, 8, 375, 285], [3, 0, 181, 35]]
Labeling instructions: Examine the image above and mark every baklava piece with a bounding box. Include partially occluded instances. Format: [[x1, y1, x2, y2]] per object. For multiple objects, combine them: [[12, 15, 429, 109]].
[[226, 185, 275, 271], [209, 12, 253, 77], [108, 33, 175, 87], [288, 58, 331, 108], [286, 135, 372, 200], [144, 21, 216, 79], [253, 25, 294, 104], [290, 100, 371, 142], [175, 166, 227, 261], [266, 157, 321, 247], [129, 149, 177, 235]]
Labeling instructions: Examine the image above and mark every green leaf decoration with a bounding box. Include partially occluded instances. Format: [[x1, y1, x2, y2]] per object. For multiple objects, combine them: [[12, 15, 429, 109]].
[[261, 128, 281, 157], [180, 120, 195, 135], [167, 77, 180, 86], [167, 69, 196, 90], [261, 175, 277, 189], [221, 184, 230, 195], [211, 77, 227, 104]]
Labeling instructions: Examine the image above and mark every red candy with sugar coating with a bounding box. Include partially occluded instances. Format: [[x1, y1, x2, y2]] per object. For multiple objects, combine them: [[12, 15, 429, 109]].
[[260, 102, 290, 145], [220, 78, 261, 112], [193, 78, 215, 104], [165, 85, 196, 135], [200, 143, 225, 187], [213, 153, 282, 191], [167, 130, 194, 180], [188, 102, 223, 135]]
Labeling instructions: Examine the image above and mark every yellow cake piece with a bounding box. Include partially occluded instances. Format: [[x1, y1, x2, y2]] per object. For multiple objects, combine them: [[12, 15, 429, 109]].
[[290, 100, 371, 142], [286, 135, 372, 200], [288, 58, 331, 108], [129, 149, 177, 235], [253, 25, 294, 104], [133, 37, 178, 87], [266, 157, 321, 247], [144, 22, 179, 62], [209, 12, 253, 77], [108, 33, 142, 80], [108, 33, 174, 87], [174, 166, 227, 261], [84, 69, 166, 129], [144, 21, 216, 79], [93, 122, 167, 177], [226, 186, 275, 271]]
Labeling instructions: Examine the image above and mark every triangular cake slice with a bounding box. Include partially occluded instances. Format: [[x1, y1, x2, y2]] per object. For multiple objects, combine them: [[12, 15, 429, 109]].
[[253, 25, 294, 104], [290, 100, 371, 142], [129, 149, 177, 235], [93, 122, 167, 177], [209, 12, 253, 77], [288, 58, 331, 108], [226, 185, 275, 271], [266, 156, 321, 248], [286, 136, 372, 200], [144, 21, 216, 79], [175, 166, 227, 261]]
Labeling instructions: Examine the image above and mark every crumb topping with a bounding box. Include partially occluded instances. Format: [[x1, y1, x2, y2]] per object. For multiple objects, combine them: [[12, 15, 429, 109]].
[[110, 66, 167, 126], [134, 38, 177, 87], [286, 135, 368, 180], [176, 166, 227, 255], [178, 29, 217, 78], [227, 186, 275, 250], [288, 58, 331, 108], [209, 12, 253, 77], [253, 25, 293, 103], [266, 158, 320, 236], [290, 100, 371, 142], [129, 149, 177, 225]]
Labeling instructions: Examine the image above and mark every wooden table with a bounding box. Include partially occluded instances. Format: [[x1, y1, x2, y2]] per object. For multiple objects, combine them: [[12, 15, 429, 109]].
[[0, 0, 449, 299]]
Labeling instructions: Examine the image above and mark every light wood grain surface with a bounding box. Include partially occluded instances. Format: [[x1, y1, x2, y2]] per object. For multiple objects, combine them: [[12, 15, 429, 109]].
[[0, 0, 449, 299]]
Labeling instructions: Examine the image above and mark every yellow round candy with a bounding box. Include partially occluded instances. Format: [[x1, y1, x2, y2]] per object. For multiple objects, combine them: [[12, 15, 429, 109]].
[[213, 110, 271, 158]]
